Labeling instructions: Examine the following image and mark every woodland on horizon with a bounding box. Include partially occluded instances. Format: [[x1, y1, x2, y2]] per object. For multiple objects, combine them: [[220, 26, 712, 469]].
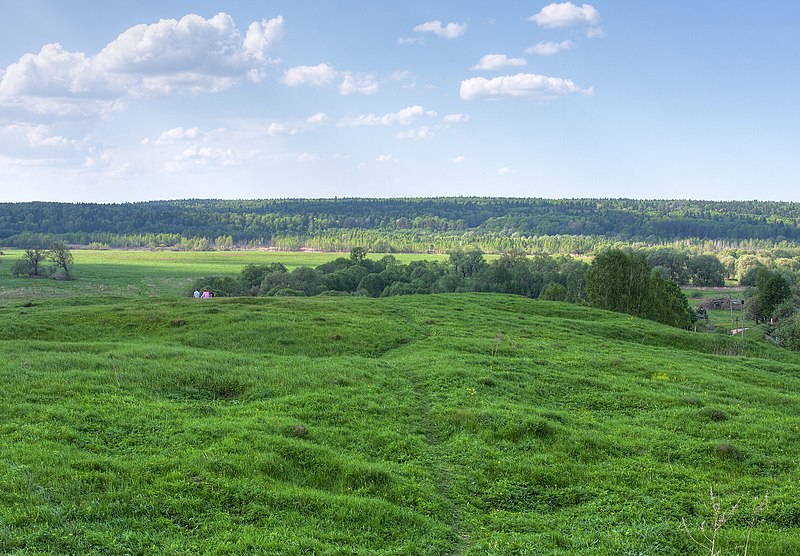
[[3, 197, 800, 252]]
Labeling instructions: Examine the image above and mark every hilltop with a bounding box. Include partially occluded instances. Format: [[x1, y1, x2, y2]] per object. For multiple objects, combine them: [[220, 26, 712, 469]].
[[1, 293, 798, 554]]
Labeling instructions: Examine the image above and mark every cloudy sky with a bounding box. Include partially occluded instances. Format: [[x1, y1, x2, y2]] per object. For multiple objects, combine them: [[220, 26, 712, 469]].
[[1, 1, 798, 203]]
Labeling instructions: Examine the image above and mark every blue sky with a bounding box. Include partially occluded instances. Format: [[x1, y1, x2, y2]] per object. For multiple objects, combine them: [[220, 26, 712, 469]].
[[0, 1, 798, 203]]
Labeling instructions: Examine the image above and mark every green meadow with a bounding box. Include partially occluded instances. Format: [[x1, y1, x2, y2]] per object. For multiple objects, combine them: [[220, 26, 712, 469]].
[[1, 251, 799, 554], [0, 250, 450, 299]]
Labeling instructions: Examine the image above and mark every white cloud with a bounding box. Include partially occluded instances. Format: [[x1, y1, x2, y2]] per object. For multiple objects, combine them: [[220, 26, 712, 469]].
[[587, 26, 607, 38], [442, 113, 470, 123], [471, 54, 527, 71], [282, 64, 379, 95], [449, 155, 466, 163], [297, 152, 318, 162], [307, 112, 329, 124], [460, 73, 590, 101], [4, 123, 77, 149], [497, 166, 513, 176], [144, 126, 200, 145], [339, 72, 379, 95], [376, 154, 398, 162], [242, 16, 285, 62], [395, 126, 434, 139], [398, 37, 423, 46], [413, 20, 467, 39], [390, 70, 414, 81], [84, 149, 112, 169], [169, 145, 259, 170], [282, 63, 337, 87], [267, 123, 298, 136], [526, 40, 574, 56], [528, 3, 600, 27], [0, 13, 284, 119], [142, 126, 227, 145], [339, 105, 436, 127]]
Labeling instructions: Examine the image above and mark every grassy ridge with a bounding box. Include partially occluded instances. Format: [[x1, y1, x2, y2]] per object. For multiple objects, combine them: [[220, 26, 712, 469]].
[[2, 293, 800, 554]]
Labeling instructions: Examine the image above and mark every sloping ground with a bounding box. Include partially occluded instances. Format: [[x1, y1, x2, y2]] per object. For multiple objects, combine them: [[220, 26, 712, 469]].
[[1, 294, 799, 555]]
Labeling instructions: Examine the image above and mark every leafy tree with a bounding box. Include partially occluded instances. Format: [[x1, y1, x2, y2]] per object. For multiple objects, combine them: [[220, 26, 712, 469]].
[[737, 255, 766, 285], [48, 241, 74, 279], [775, 313, 800, 350], [539, 282, 566, 301], [349, 247, 367, 264], [643, 273, 695, 329], [586, 250, 650, 317], [646, 249, 689, 284], [449, 249, 488, 279], [260, 266, 326, 296], [756, 271, 793, 318], [587, 249, 693, 328], [240, 263, 287, 292], [324, 265, 369, 293], [686, 255, 725, 286], [562, 259, 589, 303], [358, 273, 387, 297], [24, 249, 47, 277]]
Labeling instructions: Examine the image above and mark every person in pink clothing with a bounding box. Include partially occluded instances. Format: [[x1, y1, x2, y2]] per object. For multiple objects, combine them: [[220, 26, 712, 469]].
[[202, 289, 211, 299]]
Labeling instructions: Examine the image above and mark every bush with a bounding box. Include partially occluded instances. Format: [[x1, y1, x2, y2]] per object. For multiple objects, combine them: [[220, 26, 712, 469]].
[[11, 259, 33, 277], [538, 282, 566, 301], [191, 276, 245, 297]]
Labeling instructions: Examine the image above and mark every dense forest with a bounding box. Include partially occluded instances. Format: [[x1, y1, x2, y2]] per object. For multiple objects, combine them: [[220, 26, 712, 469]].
[[3, 198, 800, 252]]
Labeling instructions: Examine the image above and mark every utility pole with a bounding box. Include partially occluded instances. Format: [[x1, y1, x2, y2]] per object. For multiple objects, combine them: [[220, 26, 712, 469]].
[[729, 294, 735, 331], [741, 299, 746, 339]]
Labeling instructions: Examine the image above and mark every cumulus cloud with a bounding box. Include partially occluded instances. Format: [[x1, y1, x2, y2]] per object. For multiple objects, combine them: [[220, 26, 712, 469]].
[[413, 20, 467, 39], [267, 123, 298, 136], [339, 72, 379, 95], [282, 64, 378, 95], [282, 63, 337, 87], [376, 154, 398, 162], [460, 73, 591, 101], [497, 167, 513, 176], [449, 155, 466, 163], [0, 13, 284, 119], [4, 123, 77, 149], [296, 152, 318, 162], [528, 3, 600, 27], [471, 54, 527, 71], [307, 112, 329, 124], [526, 40, 574, 56], [339, 105, 436, 127]]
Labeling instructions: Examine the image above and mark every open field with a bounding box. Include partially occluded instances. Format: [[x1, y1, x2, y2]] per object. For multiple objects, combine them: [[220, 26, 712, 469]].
[[1, 251, 798, 554], [0, 250, 451, 299]]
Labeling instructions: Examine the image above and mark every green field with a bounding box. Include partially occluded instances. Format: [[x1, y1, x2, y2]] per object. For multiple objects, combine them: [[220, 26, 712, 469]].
[[1, 252, 799, 554], [0, 250, 450, 299]]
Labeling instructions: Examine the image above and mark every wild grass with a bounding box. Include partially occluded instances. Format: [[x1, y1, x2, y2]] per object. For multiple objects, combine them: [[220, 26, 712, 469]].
[[1, 291, 800, 554], [1, 255, 799, 553]]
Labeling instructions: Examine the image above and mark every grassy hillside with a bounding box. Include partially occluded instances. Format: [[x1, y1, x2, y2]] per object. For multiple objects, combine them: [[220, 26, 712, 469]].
[[1, 293, 799, 555]]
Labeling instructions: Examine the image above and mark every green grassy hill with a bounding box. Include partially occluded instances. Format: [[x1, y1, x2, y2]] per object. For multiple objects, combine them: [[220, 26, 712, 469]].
[[1, 293, 799, 555]]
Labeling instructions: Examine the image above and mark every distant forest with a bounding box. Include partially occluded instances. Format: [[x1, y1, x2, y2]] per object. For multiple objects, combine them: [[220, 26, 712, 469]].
[[2, 198, 800, 253]]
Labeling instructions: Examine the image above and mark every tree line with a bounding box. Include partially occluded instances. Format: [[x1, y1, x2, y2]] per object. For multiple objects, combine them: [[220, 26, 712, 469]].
[[3, 198, 800, 249], [193, 247, 695, 330]]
